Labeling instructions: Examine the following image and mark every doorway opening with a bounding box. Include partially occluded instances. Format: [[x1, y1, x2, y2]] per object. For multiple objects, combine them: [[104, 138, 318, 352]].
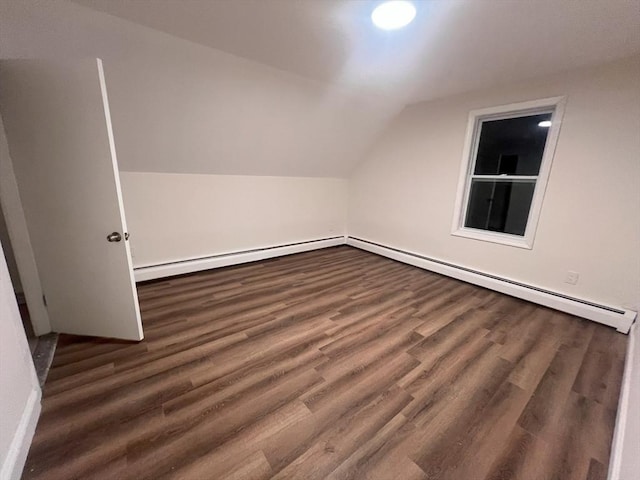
[[0, 204, 57, 386]]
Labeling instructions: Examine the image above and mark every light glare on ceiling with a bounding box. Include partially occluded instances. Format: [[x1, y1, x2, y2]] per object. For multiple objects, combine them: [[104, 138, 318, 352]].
[[371, 1, 417, 30], [538, 120, 552, 127]]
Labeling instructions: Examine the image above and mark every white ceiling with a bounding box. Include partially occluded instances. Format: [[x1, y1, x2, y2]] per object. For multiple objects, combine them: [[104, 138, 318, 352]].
[[2, 0, 639, 177], [72, 0, 640, 103]]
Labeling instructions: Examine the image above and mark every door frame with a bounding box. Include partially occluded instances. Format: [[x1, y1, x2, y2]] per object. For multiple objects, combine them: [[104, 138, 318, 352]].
[[0, 112, 51, 336]]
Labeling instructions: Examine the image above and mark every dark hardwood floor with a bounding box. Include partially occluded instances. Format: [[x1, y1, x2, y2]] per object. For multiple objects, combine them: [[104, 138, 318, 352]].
[[22, 246, 627, 479]]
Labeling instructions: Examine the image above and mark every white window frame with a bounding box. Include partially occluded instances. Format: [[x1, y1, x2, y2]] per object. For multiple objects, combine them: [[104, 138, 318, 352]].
[[451, 96, 566, 249]]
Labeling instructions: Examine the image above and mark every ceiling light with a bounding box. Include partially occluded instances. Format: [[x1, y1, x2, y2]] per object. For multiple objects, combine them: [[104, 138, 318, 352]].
[[371, 1, 416, 30], [538, 120, 552, 127]]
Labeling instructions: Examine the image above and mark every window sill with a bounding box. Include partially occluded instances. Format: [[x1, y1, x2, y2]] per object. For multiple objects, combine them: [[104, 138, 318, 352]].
[[451, 228, 533, 249]]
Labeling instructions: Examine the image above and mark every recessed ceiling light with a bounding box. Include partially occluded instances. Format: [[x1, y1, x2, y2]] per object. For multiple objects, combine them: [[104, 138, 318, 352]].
[[371, 1, 416, 30], [538, 120, 552, 127]]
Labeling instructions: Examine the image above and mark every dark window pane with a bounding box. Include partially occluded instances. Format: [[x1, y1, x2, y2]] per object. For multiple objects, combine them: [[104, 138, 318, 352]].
[[465, 180, 536, 236], [473, 113, 552, 176]]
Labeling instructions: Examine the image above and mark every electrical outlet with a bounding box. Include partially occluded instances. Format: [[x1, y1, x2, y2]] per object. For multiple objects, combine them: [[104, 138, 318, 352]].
[[565, 271, 579, 285]]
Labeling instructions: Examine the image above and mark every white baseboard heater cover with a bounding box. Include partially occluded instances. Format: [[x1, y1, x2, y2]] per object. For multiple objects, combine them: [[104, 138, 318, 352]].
[[347, 236, 636, 334], [134, 236, 346, 282], [133, 234, 635, 333]]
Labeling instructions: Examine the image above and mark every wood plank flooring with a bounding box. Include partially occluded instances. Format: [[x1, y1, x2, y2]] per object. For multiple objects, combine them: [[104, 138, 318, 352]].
[[22, 246, 627, 479]]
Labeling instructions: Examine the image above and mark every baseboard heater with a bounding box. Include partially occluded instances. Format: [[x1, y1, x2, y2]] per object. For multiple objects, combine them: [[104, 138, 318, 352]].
[[134, 236, 346, 283], [133, 234, 635, 333], [347, 236, 636, 334]]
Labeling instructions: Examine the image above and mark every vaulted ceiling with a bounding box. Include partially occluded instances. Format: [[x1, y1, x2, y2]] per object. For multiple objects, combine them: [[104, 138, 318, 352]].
[[1, 0, 639, 177], [72, 0, 640, 103]]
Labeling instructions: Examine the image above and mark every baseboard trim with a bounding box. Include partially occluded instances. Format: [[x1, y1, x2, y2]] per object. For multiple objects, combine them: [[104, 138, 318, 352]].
[[608, 322, 636, 480], [1, 387, 41, 480], [134, 236, 347, 282], [347, 236, 636, 333]]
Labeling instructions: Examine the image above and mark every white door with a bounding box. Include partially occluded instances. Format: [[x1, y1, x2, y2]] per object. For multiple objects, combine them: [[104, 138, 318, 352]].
[[0, 59, 143, 341]]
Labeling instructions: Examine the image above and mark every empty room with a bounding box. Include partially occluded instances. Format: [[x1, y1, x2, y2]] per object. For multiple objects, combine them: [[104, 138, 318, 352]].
[[1, 1, 639, 479]]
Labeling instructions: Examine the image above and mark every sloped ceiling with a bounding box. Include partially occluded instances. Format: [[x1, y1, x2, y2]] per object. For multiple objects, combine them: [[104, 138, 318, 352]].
[[0, 0, 400, 177], [71, 0, 640, 103], [1, 0, 639, 178]]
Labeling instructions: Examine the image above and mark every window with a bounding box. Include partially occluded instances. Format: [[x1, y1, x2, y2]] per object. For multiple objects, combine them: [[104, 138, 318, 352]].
[[451, 97, 565, 249]]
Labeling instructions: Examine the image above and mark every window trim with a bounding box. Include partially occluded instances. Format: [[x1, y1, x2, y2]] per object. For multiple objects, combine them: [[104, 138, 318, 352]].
[[451, 96, 566, 249]]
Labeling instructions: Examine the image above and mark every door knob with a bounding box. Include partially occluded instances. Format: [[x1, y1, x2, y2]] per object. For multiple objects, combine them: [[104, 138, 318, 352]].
[[107, 232, 122, 242]]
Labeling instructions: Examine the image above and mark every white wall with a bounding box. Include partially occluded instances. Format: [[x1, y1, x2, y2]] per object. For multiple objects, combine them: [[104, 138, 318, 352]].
[[612, 322, 640, 479], [349, 56, 640, 313], [0, 240, 40, 480], [0, 208, 22, 294], [120, 172, 347, 267]]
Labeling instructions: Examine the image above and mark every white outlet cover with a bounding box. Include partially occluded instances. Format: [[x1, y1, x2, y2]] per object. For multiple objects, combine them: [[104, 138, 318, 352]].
[[565, 271, 579, 285]]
